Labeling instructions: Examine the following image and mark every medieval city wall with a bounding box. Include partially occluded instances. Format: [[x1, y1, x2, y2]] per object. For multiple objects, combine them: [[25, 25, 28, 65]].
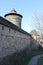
[[0, 24, 32, 58]]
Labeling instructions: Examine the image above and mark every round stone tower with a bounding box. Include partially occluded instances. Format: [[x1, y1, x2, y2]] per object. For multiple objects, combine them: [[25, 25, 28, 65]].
[[4, 9, 23, 28]]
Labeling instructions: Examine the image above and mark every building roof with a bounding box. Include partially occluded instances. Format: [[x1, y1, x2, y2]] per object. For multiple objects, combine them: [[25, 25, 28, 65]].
[[4, 13, 23, 18], [11, 8, 17, 13], [0, 16, 31, 37], [4, 9, 23, 18]]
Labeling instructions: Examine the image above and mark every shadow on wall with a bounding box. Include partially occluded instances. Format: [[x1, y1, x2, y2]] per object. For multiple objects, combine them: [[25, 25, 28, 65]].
[[0, 47, 30, 65], [0, 38, 42, 65], [31, 37, 43, 51]]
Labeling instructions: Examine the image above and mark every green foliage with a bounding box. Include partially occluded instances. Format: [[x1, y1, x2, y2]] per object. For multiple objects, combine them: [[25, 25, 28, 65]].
[[0, 50, 43, 65], [38, 57, 43, 65], [21, 50, 43, 65]]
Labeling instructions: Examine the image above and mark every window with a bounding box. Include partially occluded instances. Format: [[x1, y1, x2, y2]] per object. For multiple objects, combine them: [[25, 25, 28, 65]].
[[2, 26, 4, 30], [9, 28, 11, 32], [14, 30, 16, 33]]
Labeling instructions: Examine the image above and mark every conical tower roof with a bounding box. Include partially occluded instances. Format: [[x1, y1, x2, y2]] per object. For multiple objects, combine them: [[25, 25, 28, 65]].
[[4, 8, 23, 18]]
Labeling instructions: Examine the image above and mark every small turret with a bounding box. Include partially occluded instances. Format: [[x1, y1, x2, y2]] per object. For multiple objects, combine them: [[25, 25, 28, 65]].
[[4, 9, 23, 28], [11, 9, 17, 13]]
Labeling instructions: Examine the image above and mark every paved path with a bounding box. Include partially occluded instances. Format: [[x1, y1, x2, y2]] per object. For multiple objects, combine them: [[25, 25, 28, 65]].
[[28, 54, 43, 65]]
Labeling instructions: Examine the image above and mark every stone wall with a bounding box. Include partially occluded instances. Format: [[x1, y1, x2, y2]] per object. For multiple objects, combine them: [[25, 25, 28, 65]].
[[5, 15, 22, 28], [0, 24, 31, 58]]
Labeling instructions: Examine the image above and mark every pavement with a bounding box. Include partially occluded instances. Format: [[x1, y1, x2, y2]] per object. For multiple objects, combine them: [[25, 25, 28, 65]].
[[28, 54, 43, 65]]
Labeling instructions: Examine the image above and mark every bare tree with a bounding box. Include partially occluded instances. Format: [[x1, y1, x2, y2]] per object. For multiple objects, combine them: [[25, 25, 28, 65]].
[[33, 13, 43, 38]]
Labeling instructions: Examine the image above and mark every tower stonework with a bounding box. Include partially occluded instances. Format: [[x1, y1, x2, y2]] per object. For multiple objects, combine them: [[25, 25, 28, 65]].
[[4, 9, 23, 28]]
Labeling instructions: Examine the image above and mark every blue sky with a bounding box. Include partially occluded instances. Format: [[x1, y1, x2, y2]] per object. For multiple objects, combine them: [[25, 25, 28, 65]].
[[0, 0, 43, 32]]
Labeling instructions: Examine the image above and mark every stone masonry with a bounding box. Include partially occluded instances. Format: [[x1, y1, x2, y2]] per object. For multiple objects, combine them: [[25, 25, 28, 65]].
[[0, 24, 31, 58]]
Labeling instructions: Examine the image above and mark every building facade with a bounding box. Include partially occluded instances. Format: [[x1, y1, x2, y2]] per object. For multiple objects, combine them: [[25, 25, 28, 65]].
[[30, 30, 40, 42]]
